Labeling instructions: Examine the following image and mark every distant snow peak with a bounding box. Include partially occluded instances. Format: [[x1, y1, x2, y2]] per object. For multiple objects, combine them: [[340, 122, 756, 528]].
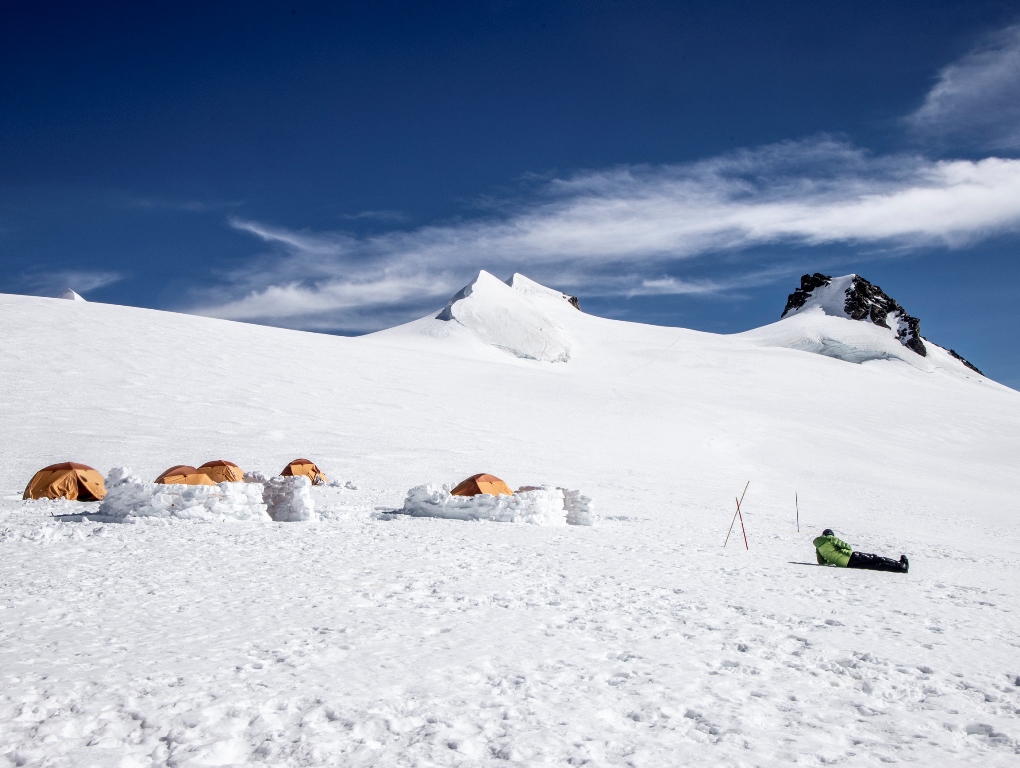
[[778, 272, 984, 375], [783, 273, 925, 356], [59, 289, 86, 302], [436, 270, 574, 363]]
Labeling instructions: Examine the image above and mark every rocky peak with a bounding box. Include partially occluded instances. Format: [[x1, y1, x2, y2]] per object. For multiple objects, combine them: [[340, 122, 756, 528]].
[[782, 273, 927, 356], [782, 273, 832, 316], [780, 273, 984, 375]]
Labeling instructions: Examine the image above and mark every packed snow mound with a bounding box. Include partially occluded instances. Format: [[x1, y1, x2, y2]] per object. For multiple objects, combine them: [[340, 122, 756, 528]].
[[59, 289, 86, 301], [99, 469, 270, 522], [747, 273, 984, 375], [435, 270, 574, 362], [401, 484, 595, 526], [247, 472, 317, 522]]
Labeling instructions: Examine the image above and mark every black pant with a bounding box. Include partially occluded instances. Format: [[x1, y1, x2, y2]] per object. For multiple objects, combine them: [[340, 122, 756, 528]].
[[847, 552, 905, 573]]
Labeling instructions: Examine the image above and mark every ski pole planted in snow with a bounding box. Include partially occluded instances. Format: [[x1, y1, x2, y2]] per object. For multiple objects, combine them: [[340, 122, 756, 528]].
[[796, 492, 800, 533], [723, 481, 750, 548]]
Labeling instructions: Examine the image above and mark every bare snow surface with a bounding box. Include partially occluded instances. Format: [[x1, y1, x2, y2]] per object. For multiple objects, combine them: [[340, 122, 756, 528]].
[[1, 272, 1019, 767]]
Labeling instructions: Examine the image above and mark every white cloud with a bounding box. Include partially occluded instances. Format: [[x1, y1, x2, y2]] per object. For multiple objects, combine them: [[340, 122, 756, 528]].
[[195, 139, 1020, 330], [905, 25, 1020, 150], [20, 269, 123, 297]]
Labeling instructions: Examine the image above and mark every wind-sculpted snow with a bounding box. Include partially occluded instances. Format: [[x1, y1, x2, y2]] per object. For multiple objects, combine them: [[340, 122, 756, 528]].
[[435, 270, 574, 362], [744, 303, 984, 376], [400, 484, 595, 526]]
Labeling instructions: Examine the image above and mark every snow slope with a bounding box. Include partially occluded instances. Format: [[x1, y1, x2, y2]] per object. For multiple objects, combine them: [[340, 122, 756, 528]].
[[1, 275, 1019, 767]]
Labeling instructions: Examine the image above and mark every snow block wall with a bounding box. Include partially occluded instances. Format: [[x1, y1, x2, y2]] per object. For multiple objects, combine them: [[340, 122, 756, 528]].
[[563, 489, 596, 526], [99, 468, 270, 521], [260, 475, 317, 522], [401, 485, 596, 526]]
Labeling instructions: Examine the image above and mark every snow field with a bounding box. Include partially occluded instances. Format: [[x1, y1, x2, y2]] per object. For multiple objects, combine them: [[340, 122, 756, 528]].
[[1, 490, 1019, 767], [1, 288, 1020, 765]]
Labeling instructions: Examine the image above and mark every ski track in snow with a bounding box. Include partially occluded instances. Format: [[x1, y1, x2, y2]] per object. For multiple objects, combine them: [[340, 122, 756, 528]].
[[2, 289, 1020, 766]]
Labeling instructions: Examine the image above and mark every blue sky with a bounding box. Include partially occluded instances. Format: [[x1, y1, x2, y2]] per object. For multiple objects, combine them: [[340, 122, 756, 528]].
[[3, 1, 1020, 383]]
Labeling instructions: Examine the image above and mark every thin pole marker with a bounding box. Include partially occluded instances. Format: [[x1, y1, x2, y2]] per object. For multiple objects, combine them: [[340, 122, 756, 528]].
[[723, 481, 750, 548]]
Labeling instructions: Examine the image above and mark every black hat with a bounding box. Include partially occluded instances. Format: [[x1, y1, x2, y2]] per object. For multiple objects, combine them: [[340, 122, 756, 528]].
[[822, 528, 834, 536]]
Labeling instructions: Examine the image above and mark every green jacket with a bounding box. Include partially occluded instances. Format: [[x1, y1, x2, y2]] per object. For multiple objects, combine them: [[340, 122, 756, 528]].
[[814, 534, 853, 567]]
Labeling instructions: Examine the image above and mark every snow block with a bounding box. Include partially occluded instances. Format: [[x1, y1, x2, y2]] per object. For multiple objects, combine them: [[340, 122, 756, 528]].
[[563, 489, 596, 526], [99, 473, 269, 522], [261, 475, 317, 522], [401, 484, 596, 526]]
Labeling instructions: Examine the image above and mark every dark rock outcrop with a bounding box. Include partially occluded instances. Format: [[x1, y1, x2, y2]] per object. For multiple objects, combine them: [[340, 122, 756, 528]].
[[842, 276, 926, 357], [947, 349, 984, 376], [782, 273, 832, 316], [567, 295, 581, 311], [783, 273, 926, 356], [781, 273, 983, 375]]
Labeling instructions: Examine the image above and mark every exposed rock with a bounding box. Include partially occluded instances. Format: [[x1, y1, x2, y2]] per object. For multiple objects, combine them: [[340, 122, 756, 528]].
[[947, 349, 984, 376], [780, 273, 983, 375], [783, 273, 926, 357], [782, 273, 832, 316], [842, 275, 926, 357], [567, 295, 581, 311]]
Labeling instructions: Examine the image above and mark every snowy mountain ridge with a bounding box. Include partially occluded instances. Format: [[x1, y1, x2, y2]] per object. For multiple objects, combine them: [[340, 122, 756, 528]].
[[432, 270, 577, 362], [382, 270, 984, 379]]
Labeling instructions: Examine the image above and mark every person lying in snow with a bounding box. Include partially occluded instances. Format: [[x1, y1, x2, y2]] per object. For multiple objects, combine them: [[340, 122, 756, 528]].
[[814, 529, 909, 573]]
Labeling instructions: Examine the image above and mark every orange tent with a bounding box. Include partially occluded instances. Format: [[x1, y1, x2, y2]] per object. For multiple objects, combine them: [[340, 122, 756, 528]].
[[23, 462, 107, 501], [451, 473, 513, 497], [281, 459, 327, 485], [198, 460, 244, 483], [154, 465, 217, 486]]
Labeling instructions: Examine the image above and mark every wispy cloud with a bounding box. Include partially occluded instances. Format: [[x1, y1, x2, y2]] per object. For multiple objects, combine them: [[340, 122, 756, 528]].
[[19, 269, 123, 297], [194, 138, 1020, 331], [341, 210, 408, 222], [130, 198, 244, 213], [905, 24, 1020, 151]]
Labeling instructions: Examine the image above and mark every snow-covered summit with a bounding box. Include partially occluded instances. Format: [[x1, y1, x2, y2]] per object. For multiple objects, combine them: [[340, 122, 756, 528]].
[[782, 273, 926, 354], [59, 289, 86, 301], [505, 272, 581, 310], [748, 272, 984, 375], [432, 270, 576, 362]]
